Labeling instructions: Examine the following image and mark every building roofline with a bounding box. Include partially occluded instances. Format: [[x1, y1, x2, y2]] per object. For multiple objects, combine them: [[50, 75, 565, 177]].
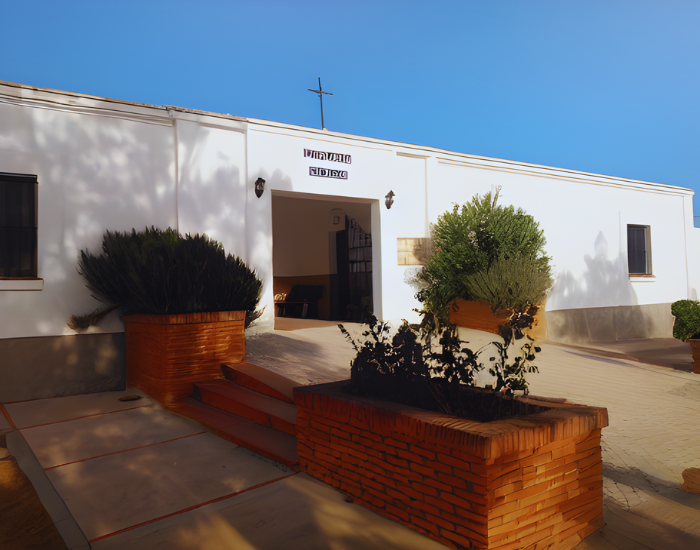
[[0, 79, 693, 196], [244, 117, 693, 195], [0, 79, 165, 109]]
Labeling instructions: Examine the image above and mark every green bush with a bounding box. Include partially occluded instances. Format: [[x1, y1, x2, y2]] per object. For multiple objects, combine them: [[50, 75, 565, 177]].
[[671, 299, 700, 341], [463, 255, 552, 312], [78, 227, 262, 324], [413, 188, 552, 331]]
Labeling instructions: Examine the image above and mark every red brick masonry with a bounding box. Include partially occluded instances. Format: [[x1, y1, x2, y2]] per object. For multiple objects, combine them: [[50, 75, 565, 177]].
[[687, 339, 700, 374], [295, 381, 608, 550], [124, 311, 246, 407]]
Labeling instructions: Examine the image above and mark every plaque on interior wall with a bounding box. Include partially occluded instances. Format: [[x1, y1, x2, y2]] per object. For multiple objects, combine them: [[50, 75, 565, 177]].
[[304, 149, 351, 164], [309, 167, 348, 179]]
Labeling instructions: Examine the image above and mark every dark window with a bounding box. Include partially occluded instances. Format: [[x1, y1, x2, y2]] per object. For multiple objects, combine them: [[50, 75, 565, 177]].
[[0, 172, 38, 277], [627, 225, 651, 275]]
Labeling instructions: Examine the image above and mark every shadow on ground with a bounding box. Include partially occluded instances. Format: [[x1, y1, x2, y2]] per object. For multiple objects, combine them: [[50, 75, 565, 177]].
[[551, 338, 694, 373], [572, 459, 700, 549], [245, 329, 356, 386], [0, 433, 67, 550]]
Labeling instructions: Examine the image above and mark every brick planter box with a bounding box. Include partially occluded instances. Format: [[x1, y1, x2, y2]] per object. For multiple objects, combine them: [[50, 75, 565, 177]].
[[295, 381, 608, 550], [449, 300, 510, 335], [687, 339, 700, 374], [449, 300, 547, 340], [124, 311, 245, 407]]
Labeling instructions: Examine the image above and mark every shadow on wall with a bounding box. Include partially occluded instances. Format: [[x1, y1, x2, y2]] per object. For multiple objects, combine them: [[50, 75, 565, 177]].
[[545, 232, 672, 343], [0, 103, 177, 339], [245, 168, 295, 330], [548, 232, 637, 311], [250, 168, 294, 195], [0, 334, 126, 402], [175, 122, 252, 263], [269, 168, 294, 192]]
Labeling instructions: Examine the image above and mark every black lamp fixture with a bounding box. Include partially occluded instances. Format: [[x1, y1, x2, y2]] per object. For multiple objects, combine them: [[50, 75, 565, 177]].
[[254, 177, 266, 198], [385, 190, 395, 209]]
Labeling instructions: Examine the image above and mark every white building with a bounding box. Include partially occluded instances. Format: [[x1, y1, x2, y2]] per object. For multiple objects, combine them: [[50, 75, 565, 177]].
[[1, 80, 698, 401]]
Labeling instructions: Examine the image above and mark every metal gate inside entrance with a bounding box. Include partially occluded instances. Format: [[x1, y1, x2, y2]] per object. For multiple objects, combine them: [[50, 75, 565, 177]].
[[332, 216, 373, 321]]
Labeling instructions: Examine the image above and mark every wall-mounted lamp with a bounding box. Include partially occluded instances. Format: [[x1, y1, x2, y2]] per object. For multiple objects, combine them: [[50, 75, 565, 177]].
[[385, 190, 395, 210], [254, 177, 266, 198], [331, 208, 343, 225]]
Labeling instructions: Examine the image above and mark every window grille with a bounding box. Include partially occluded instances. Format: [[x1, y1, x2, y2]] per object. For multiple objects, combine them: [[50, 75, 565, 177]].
[[0, 172, 38, 277], [627, 225, 651, 275]]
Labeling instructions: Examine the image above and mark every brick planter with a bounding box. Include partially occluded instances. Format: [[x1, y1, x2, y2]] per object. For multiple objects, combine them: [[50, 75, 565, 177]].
[[449, 300, 509, 335], [124, 311, 245, 407], [687, 339, 700, 374], [449, 300, 548, 340], [295, 381, 608, 550]]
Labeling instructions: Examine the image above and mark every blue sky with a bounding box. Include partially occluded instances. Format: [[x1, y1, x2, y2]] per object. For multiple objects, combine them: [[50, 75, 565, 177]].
[[2, 1, 699, 213]]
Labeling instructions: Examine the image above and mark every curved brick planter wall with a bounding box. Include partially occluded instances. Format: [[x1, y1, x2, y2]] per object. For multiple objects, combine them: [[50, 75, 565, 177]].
[[295, 381, 608, 550], [124, 311, 245, 407]]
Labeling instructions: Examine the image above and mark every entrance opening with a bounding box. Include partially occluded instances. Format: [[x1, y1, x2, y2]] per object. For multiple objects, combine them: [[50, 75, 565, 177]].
[[271, 193, 374, 327]]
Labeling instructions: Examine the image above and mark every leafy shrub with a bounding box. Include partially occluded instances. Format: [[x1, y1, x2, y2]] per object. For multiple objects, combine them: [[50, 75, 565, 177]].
[[412, 188, 552, 332], [463, 255, 552, 312], [671, 299, 700, 341], [78, 227, 262, 325], [340, 317, 544, 422]]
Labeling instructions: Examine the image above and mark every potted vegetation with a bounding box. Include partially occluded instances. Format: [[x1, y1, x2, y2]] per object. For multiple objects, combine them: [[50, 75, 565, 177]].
[[78, 227, 262, 406], [409, 188, 553, 340], [671, 299, 700, 374], [295, 318, 608, 550], [296, 188, 603, 550]]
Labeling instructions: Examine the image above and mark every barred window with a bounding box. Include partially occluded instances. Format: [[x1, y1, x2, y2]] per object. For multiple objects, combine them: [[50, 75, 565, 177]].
[[0, 172, 38, 278], [627, 225, 651, 275]]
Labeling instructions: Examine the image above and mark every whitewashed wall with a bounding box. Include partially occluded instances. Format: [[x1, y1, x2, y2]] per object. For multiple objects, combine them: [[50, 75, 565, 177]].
[[246, 127, 401, 327], [380, 154, 428, 323], [0, 87, 176, 339], [175, 117, 248, 262], [429, 159, 692, 312], [684, 194, 700, 302], [1, 81, 697, 343]]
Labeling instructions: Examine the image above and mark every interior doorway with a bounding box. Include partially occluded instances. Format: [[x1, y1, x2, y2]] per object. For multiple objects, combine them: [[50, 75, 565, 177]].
[[271, 192, 374, 324]]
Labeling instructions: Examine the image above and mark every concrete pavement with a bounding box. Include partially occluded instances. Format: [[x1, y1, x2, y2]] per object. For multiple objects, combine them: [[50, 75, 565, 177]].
[[1, 389, 444, 549], [2, 320, 700, 549]]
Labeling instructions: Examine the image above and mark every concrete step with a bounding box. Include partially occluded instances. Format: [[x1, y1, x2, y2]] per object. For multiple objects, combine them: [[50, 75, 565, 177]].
[[221, 362, 300, 404], [172, 398, 299, 469], [193, 379, 297, 436]]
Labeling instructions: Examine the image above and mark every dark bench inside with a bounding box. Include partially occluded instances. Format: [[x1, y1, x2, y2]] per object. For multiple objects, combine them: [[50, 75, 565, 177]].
[[275, 285, 324, 319]]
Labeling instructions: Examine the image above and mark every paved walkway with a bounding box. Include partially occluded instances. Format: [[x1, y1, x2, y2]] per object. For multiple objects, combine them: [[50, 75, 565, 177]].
[[0, 388, 444, 550], [527, 341, 700, 549], [248, 323, 700, 549], [2, 320, 699, 549]]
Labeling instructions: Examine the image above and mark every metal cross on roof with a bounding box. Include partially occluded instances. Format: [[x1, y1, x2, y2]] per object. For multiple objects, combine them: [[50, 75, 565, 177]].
[[308, 77, 332, 130]]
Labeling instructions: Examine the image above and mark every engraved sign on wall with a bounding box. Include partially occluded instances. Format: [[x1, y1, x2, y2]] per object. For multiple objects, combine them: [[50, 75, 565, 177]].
[[304, 149, 351, 164], [309, 167, 348, 180]]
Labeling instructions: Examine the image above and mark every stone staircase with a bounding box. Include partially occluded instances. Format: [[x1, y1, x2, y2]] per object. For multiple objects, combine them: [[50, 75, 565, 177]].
[[172, 362, 301, 469]]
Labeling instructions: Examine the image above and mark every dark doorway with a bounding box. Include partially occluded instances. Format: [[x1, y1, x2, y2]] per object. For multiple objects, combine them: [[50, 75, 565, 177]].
[[271, 193, 373, 324], [331, 216, 373, 321]]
